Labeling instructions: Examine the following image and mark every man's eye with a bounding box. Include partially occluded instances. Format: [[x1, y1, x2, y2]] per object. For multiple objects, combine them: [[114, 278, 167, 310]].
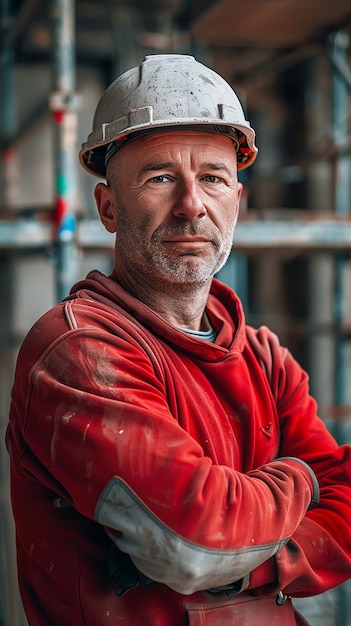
[[203, 175, 220, 183], [149, 175, 169, 183]]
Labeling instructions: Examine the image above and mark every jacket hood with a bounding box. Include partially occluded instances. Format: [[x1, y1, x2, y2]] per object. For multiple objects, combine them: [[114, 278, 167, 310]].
[[67, 271, 247, 360]]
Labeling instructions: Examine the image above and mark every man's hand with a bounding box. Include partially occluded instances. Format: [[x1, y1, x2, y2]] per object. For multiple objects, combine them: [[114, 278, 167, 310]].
[[108, 544, 156, 596]]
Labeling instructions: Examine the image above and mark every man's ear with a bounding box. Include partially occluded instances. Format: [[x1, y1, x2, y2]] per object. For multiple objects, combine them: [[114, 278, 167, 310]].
[[234, 182, 244, 224], [94, 182, 117, 233]]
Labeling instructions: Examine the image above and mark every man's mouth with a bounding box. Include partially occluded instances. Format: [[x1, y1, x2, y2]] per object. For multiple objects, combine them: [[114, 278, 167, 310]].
[[163, 238, 211, 253]]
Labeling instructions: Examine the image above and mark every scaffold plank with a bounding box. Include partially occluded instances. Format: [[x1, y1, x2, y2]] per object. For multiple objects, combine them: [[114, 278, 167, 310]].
[[1, 218, 351, 253]]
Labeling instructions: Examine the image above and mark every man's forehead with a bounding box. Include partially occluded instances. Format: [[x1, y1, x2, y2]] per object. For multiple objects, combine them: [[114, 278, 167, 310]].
[[131, 129, 235, 149], [119, 130, 237, 166]]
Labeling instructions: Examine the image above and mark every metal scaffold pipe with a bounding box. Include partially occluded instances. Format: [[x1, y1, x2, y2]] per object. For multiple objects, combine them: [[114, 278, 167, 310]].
[[49, 0, 79, 302], [329, 30, 351, 626], [1, 0, 19, 207], [330, 31, 351, 445]]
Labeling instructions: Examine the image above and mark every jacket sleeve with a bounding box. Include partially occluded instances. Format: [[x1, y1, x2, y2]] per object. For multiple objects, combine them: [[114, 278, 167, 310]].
[[10, 319, 349, 596], [246, 326, 351, 597]]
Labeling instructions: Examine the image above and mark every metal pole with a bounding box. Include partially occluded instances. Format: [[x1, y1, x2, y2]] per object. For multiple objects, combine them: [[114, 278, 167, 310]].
[[330, 31, 350, 443], [1, 1, 27, 623], [330, 31, 351, 626], [49, 0, 79, 301], [0, 0, 19, 206]]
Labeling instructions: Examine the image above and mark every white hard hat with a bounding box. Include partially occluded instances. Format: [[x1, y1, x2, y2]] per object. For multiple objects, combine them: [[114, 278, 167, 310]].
[[80, 54, 258, 177]]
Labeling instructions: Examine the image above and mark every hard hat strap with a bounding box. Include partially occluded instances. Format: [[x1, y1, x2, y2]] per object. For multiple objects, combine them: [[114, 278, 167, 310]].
[[104, 125, 241, 169]]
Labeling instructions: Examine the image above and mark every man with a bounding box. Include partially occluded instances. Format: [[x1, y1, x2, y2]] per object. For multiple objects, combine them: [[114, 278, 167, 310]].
[[6, 54, 351, 625]]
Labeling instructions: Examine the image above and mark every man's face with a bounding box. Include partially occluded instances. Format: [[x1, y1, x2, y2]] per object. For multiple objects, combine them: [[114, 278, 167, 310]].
[[95, 130, 243, 292]]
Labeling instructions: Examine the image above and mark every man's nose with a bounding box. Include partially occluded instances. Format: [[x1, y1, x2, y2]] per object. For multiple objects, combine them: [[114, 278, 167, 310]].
[[172, 180, 207, 219]]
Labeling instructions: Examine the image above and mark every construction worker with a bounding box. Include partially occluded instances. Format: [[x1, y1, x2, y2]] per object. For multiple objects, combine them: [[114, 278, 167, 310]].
[[6, 54, 351, 625]]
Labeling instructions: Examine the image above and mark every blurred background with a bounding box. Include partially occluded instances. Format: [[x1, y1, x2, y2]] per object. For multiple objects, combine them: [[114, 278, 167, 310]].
[[1, 1, 351, 624]]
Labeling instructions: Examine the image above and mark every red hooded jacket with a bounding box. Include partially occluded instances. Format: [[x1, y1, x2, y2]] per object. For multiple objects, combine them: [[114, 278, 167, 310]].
[[6, 271, 351, 625]]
